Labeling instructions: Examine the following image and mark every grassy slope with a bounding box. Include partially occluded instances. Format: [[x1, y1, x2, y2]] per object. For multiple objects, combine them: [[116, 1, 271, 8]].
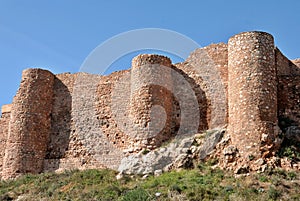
[[0, 162, 299, 201]]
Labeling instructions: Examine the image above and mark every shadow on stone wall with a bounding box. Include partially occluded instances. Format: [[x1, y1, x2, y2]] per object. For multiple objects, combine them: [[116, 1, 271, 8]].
[[277, 51, 300, 129], [44, 77, 72, 170], [171, 65, 209, 132]]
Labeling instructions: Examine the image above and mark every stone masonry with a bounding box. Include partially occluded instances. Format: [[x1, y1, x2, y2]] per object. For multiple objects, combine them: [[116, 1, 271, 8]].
[[228, 32, 279, 161], [2, 69, 54, 179], [0, 31, 300, 179]]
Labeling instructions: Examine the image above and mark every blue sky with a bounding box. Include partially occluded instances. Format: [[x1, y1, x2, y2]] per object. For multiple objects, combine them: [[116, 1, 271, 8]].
[[0, 0, 299, 108]]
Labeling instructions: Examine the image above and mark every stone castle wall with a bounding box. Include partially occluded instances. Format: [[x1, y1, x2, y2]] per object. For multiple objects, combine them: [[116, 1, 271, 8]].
[[276, 49, 300, 128], [228, 32, 279, 162], [130, 55, 174, 148], [0, 106, 11, 175], [184, 43, 228, 129], [0, 31, 300, 179], [278, 76, 300, 129], [2, 69, 54, 180]]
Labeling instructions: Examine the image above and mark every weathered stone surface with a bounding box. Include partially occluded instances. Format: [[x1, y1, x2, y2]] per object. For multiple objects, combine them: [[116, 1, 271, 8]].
[[0, 112, 10, 175], [198, 129, 225, 159], [228, 32, 279, 164], [154, 169, 163, 177], [2, 69, 55, 180], [118, 136, 194, 175], [223, 145, 238, 163], [184, 43, 228, 129], [118, 128, 225, 175], [0, 31, 300, 179]]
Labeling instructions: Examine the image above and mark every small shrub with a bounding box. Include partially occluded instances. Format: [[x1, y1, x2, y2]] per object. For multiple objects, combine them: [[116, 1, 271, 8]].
[[268, 186, 281, 200], [170, 184, 182, 193], [121, 188, 151, 201], [141, 149, 150, 155], [258, 175, 269, 182], [276, 123, 300, 162], [286, 171, 297, 180], [248, 155, 255, 161]]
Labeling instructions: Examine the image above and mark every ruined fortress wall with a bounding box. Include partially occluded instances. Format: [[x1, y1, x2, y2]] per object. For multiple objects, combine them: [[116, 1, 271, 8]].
[[44, 54, 199, 172], [202, 43, 229, 93], [276, 48, 292, 76], [185, 43, 228, 129], [276, 49, 300, 127], [44, 72, 112, 171], [45, 72, 127, 172], [173, 62, 209, 131], [2, 69, 54, 179], [71, 72, 125, 170], [130, 55, 174, 147], [44, 73, 77, 172], [46, 73, 75, 160], [95, 71, 132, 151], [228, 32, 278, 160], [44, 72, 101, 171], [201, 43, 229, 126], [278, 76, 300, 128], [0, 106, 11, 174], [276, 48, 300, 76], [1, 31, 300, 179]]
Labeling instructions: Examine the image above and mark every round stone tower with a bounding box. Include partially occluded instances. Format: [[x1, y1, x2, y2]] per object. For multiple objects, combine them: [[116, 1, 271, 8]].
[[2, 69, 54, 179], [228, 32, 279, 162], [129, 54, 174, 149]]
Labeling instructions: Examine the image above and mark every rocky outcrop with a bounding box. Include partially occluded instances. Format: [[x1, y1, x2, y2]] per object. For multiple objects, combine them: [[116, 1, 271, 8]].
[[118, 129, 225, 175]]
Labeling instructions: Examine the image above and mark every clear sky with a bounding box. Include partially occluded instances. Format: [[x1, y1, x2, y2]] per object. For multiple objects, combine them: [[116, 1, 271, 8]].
[[0, 0, 299, 108]]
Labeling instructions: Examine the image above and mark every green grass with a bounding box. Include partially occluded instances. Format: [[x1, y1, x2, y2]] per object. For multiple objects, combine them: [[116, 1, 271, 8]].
[[277, 140, 300, 161], [0, 163, 299, 201]]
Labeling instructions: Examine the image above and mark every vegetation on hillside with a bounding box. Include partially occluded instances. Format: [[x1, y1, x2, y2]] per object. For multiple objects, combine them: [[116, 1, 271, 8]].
[[0, 161, 299, 201]]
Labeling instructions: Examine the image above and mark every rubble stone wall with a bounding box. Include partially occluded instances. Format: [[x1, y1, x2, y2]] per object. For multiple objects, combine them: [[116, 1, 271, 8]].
[[276, 48, 300, 128], [228, 32, 278, 160], [46, 73, 75, 160], [0, 110, 10, 175], [130, 55, 174, 148], [1, 31, 300, 179], [278, 76, 300, 128], [185, 43, 228, 129], [2, 69, 54, 180]]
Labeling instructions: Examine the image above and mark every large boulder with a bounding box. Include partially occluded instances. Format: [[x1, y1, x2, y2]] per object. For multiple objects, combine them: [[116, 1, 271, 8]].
[[118, 128, 225, 175], [118, 136, 194, 175], [198, 129, 225, 160]]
